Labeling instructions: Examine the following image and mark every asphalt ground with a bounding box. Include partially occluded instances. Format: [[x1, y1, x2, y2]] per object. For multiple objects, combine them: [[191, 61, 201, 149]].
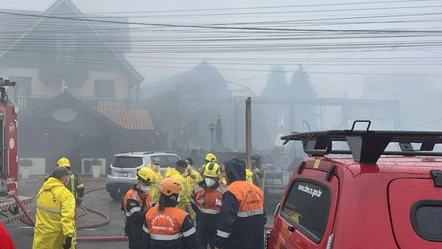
[[5, 177, 280, 249]]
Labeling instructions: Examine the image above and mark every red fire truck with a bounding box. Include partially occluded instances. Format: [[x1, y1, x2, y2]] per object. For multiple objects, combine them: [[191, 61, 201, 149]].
[[0, 78, 33, 225]]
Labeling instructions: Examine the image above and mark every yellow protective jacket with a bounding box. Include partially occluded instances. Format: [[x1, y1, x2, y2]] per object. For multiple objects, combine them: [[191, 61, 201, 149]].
[[182, 168, 202, 220], [146, 164, 163, 204], [32, 177, 76, 249], [164, 167, 191, 212]]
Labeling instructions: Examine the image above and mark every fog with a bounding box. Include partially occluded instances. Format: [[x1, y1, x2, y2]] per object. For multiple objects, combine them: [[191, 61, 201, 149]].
[[2, 0, 442, 166]]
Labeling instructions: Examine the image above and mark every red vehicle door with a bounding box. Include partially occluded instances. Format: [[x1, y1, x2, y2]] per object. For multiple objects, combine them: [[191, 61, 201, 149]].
[[273, 160, 339, 249], [388, 176, 442, 249]]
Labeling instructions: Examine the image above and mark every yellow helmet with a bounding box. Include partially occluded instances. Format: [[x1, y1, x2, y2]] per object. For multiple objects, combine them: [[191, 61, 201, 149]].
[[205, 153, 217, 162], [137, 167, 155, 182], [57, 157, 70, 167], [204, 162, 220, 178]]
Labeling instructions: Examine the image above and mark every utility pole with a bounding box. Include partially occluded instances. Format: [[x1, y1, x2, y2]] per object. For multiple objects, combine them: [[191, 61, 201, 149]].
[[245, 97, 252, 169]]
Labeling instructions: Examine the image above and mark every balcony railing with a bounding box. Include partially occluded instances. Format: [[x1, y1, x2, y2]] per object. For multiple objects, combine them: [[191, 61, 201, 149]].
[[12, 95, 127, 109]]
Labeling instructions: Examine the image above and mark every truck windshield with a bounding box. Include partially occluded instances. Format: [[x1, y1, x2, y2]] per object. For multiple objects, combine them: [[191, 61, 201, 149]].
[[112, 157, 144, 168]]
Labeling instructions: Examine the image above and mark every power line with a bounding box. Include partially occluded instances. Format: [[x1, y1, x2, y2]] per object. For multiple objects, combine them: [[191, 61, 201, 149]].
[[10, 0, 437, 16], [1, 10, 441, 34]]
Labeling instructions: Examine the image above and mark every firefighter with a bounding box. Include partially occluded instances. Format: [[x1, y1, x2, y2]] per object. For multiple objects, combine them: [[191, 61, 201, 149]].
[[0, 221, 16, 249], [164, 160, 192, 215], [240, 158, 254, 184], [214, 158, 266, 249], [32, 167, 75, 249], [251, 154, 266, 191], [122, 167, 154, 249], [198, 153, 217, 175], [146, 159, 164, 204], [57, 157, 85, 207], [142, 178, 197, 249], [183, 157, 202, 221], [191, 162, 227, 249]]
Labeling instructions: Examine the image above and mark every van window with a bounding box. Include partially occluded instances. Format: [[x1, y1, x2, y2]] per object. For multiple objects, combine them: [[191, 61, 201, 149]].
[[281, 180, 331, 242], [150, 155, 180, 168], [411, 200, 442, 241], [112, 156, 144, 168]]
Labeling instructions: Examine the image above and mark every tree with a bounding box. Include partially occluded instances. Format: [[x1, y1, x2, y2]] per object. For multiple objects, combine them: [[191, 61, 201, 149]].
[[261, 65, 288, 97], [288, 64, 317, 130], [288, 64, 316, 98]]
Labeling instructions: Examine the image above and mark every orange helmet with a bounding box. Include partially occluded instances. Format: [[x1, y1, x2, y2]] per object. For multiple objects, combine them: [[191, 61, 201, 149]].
[[159, 178, 181, 196]]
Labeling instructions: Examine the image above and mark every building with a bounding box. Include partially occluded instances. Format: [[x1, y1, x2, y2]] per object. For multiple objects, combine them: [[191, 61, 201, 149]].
[[140, 61, 233, 151], [0, 0, 143, 109], [0, 0, 160, 176]]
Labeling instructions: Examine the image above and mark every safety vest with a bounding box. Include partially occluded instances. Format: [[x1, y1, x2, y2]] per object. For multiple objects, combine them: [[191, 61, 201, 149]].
[[227, 181, 264, 218], [144, 207, 193, 241], [122, 187, 153, 217], [192, 184, 226, 214]]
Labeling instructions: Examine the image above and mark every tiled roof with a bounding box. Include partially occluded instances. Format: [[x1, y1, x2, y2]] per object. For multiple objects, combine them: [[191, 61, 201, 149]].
[[95, 108, 154, 130]]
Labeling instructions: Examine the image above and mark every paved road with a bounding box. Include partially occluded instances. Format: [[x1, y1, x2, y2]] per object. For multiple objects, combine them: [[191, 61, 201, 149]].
[[6, 177, 278, 249]]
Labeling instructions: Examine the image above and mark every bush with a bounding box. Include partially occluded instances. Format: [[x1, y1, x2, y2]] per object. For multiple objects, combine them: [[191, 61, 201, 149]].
[[19, 159, 33, 167], [90, 159, 102, 166]]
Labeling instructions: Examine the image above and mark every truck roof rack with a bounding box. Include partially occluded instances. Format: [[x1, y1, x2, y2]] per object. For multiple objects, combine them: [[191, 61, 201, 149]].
[[281, 120, 442, 163]]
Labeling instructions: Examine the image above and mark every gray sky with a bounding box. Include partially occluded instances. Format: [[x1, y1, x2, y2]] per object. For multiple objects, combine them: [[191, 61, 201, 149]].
[[2, 0, 442, 99]]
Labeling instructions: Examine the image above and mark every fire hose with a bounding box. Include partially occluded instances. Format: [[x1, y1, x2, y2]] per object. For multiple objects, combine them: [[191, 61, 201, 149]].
[[13, 187, 273, 242]]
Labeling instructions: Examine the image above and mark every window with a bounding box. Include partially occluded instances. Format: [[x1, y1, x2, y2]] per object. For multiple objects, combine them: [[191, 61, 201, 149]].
[[94, 80, 115, 98], [9, 77, 31, 95], [150, 155, 180, 169], [411, 200, 442, 241], [112, 156, 144, 169], [281, 180, 331, 242], [56, 34, 76, 65]]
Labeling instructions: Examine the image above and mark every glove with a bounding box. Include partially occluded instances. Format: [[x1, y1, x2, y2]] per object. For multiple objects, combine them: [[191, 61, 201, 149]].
[[63, 237, 72, 249]]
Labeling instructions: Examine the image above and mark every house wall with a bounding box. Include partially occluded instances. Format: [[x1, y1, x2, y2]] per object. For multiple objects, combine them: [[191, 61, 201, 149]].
[[0, 67, 129, 99]]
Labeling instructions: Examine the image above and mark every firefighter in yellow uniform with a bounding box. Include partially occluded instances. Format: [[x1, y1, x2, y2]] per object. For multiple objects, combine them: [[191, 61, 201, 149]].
[[56, 157, 84, 248], [32, 167, 75, 249], [146, 157, 164, 204], [164, 160, 192, 215], [183, 157, 202, 221], [198, 153, 217, 175]]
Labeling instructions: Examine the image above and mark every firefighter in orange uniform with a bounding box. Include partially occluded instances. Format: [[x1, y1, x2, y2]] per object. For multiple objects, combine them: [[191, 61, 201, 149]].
[[142, 178, 197, 249], [191, 162, 227, 249], [214, 158, 267, 249], [122, 167, 154, 249]]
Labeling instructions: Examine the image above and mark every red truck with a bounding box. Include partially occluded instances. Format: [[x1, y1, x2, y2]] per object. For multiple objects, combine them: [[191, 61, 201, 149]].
[[266, 121, 442, 249], [0, 79, 33, 225]]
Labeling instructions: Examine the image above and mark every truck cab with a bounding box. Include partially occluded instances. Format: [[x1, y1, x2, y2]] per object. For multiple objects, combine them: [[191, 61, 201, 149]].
[[266, 121, 442, 249]]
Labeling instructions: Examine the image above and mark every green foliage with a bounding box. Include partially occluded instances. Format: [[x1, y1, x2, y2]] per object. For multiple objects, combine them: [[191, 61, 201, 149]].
[[90, 158, 102, 166], [261, 65, 288, 97], [19, 159, 33, 167]]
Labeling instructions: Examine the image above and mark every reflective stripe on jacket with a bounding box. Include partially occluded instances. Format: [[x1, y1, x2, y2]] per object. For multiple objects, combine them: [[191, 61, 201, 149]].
[[142, 206, 197, 249], [191, 180, 226, 237], [215, 180, 266, 249], [121, 186, 153, 241], [32, 177, 75, 249]]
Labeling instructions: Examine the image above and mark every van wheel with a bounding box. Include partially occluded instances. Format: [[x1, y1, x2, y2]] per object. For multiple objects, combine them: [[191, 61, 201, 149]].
[[109, 192, 122, 201]]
